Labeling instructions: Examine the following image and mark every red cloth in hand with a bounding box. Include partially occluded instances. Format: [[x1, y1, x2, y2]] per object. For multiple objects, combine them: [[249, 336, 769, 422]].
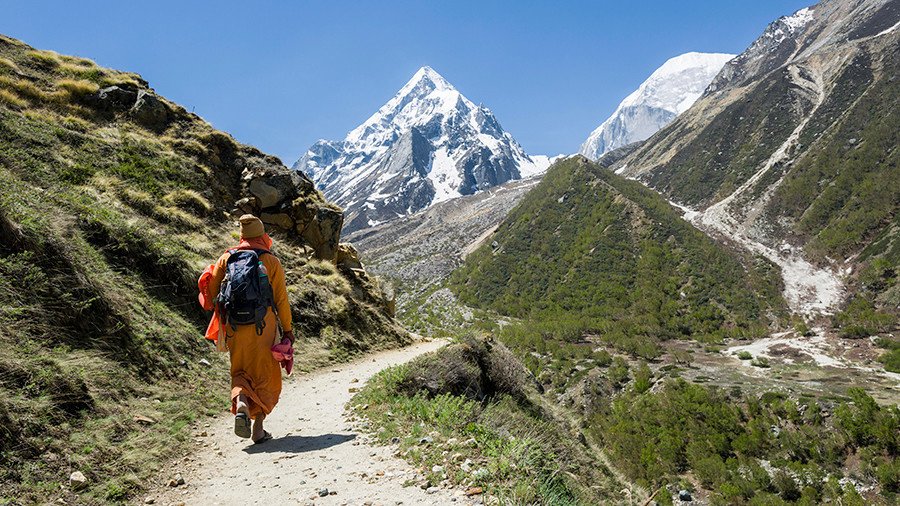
[[271, 337, 294, 375], [197, 263, 216, 311]]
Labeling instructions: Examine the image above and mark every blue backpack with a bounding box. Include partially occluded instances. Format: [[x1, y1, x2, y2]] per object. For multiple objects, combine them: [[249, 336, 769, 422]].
[[218, 249, 275, 334]]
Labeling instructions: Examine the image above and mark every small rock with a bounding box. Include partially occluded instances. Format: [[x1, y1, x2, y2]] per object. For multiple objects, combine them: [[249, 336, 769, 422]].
[[69, 471, 87, 490], [168, 474, 185, 487], [679, 489, 693, 502], [426, 486, 440, 494], [317, 488, 329, 497], [144, 498, 156, 504], [198, 359, 212, 367], [465, 487, 483, 496], [390, 436, 401, 444], [431, 465, 444, 474], [419, 436, 434, 445], [132, 415, 157, 424]]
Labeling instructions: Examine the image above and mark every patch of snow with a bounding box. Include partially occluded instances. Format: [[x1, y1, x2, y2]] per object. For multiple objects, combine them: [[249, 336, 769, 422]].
[[782, 7, 814, 32], [518, 154, 561, 178], [428, 148, 462, 204]]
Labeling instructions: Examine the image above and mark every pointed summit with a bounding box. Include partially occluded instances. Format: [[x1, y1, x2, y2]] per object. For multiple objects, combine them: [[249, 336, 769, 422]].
[[407, 66, 453, 89], [293, 67, 550, 232]]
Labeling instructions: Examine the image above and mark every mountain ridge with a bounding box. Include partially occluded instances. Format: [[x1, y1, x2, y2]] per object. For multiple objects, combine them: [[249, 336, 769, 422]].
[[613, 0, 900, 321]]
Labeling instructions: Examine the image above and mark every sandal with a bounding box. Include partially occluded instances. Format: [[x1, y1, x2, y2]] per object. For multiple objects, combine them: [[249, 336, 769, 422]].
[[253, 430, 273, 445], [234, 412, 251, 439]]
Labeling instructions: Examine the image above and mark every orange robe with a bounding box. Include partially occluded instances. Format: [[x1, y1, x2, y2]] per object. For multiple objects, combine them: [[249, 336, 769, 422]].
[[207, 238, 292, 420]]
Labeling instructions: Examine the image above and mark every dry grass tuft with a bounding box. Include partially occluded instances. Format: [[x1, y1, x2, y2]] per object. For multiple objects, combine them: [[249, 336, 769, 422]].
[[304, 259, 352, 295], [0, 57, 20, 73], [56, 78, 99, 97], [23, 109, 59, 124], [0, 89, 27, 109], [0, 75, 46, 102], [61, 114, 92, 132], [100, 72, 142, 88], [163, 189, 212, 216], [26, 49, 60, 67]]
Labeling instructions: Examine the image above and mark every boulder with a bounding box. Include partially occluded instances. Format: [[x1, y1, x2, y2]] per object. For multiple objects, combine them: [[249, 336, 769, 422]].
[[235, 196, 257, 214], [261, 171, 306, 204], [130, 90, 170, 131], [249, 180, 281, 208], [379, 281, 396, 317], [297, 205, 343, 261], [244, 166, 309, 210], [336, 243, 363, 270], [260, 212, 294, 230], [90, 85, 137, 112]]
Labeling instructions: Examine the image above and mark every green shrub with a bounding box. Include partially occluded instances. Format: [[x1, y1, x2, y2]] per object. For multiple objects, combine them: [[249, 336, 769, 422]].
[[751, 357, 770, 368], [737, 351, 753, 360], [834, 296, 895, 338]]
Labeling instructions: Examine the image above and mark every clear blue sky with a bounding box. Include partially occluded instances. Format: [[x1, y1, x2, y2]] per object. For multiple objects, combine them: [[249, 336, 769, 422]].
[[4, 1, 812, 163]]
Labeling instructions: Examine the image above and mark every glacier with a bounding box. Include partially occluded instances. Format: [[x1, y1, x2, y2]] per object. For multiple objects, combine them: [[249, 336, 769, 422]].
[[579, 52, 734, 160]]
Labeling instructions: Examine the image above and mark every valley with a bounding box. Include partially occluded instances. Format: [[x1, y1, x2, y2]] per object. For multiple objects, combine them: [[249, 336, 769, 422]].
[[341, 1, 899, 504], [1, 0, 897, 504]]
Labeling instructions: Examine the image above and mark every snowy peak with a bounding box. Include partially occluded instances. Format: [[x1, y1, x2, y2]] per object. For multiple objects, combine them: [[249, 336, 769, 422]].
[[619, 52, 735, 114], [580, 52, 734, 160], [293, 66, 550, 233]]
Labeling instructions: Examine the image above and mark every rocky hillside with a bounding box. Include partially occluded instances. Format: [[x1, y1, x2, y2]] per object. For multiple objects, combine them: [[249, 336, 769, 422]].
[[347, 174, 546, 335], [293, 66, 551, 233], [451, 156, 787, 358], [0, 34, 405, 503], [614, 0, 900, 325], [579, 52, 734, 159]]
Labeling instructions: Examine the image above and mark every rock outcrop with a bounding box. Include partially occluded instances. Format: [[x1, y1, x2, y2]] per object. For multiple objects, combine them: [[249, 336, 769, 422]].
[[235, 160, 345, 261]]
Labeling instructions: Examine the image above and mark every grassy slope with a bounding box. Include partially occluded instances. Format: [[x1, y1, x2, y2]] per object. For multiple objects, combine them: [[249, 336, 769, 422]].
[[621, 34, 899, 331], [0, 35, 405, 503], [451, 156, 786, 359], [350, 337, 623, 505]]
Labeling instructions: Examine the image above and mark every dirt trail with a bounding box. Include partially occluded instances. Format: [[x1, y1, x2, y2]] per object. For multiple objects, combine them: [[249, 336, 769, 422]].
[[151, 340, 474, 506]]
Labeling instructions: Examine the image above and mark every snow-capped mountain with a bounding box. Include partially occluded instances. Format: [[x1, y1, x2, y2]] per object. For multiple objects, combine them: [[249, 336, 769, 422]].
[[293, 66, 550, 232], [579, 52, 734, 160]]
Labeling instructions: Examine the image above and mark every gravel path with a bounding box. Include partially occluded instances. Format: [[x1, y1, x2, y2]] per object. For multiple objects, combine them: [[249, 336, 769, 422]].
[[150, 340, 476, 506]]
